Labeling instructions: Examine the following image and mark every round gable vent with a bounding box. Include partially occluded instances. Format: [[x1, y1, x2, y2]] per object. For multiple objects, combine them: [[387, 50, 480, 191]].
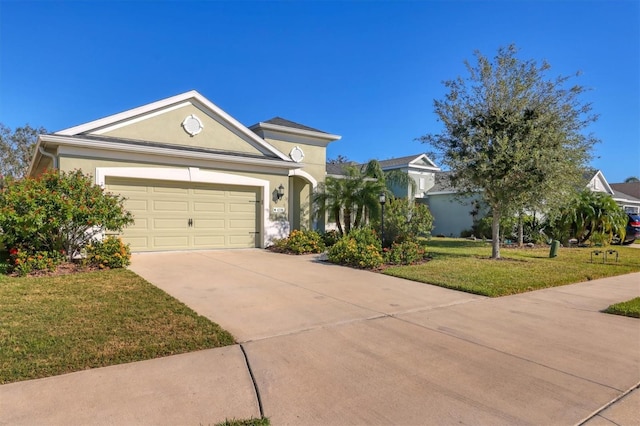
[[289, 146, 305, 163], [182, 114, 204, 136]]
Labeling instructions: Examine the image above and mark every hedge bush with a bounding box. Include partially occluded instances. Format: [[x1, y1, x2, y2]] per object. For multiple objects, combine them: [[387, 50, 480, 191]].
[[383, 240, 426, 265], [327, 227, 383, 269], [271, 229, 325, 254]]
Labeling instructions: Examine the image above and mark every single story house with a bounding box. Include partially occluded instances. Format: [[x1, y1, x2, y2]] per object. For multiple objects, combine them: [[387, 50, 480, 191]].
[[28, 91, 340, 251]]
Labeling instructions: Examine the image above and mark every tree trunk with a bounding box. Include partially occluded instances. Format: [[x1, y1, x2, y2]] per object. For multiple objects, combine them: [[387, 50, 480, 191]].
[[518, 213, 524, 247], [333, 207, 344, 236], [344, 208, 352, 234], [492, 212, 501, 259]]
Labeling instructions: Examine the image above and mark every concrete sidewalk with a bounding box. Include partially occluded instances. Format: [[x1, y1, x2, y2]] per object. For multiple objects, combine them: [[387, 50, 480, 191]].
[[2, 250, 639, 425]]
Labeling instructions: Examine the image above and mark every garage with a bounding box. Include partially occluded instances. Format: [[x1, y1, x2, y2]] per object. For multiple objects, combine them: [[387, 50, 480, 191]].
[[106, 177, 261, 251]]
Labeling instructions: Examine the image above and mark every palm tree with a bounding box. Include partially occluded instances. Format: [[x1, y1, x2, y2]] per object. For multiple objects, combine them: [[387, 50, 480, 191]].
[[314, 177, 346, 235], [624, 176, 639, 183], [314, 160, 388, 235]]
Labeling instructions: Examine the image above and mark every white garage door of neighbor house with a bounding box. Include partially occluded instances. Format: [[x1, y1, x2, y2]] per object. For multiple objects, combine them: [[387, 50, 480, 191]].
[[106, 178, 260, 251]]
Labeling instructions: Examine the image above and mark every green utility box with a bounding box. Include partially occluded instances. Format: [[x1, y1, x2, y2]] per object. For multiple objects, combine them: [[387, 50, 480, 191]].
[[549, 240, 560, 258]]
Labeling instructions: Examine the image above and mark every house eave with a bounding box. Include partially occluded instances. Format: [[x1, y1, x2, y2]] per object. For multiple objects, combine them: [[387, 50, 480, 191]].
[[54, 90, 291, 162], [33, 134, 300, 173], [250, 122, 341, 143]]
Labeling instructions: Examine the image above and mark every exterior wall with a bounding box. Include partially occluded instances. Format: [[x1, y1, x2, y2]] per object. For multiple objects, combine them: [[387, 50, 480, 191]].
[[424, 193, 485, 237], [260, 134, 328, 187], [100, 103, 263, 155], [290, 176, 311, 230], [408, 170, 436, 198], [57, 154, 295, 246]]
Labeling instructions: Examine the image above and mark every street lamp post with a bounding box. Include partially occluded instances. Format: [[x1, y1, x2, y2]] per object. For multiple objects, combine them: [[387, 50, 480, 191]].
[[379, 192, 386, 247]]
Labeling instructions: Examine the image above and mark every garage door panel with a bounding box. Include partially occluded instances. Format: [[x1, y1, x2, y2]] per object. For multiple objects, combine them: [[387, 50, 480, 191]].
[[153, 218, 188, 230], [229, 234, 257, 246], [129, 218, 149, 230], [193, 219, 224, 229], [193, 201, 225, 213], [192, 187, 226, 197], [152, 200, 189, 212], [154, 235, 190, 248], [125, 199, 149, 210], [229, 202, 257, 213], [126, 236, 151, 251], [193, 235, 226, 247], [229, 218, 255, 229], [151, 186, 189, 195]]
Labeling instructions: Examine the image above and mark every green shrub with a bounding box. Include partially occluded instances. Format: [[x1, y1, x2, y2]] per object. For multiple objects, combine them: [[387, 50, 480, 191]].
[[85, 236, 131, 269], [321, 229, 340, 247], [0, 169, 133, 259], [376, 198, 433, 247], [383, 240, 426, 265], [327, 227, 383, 269], [9, 247, 66, 276], [271, 229, 325, 254]]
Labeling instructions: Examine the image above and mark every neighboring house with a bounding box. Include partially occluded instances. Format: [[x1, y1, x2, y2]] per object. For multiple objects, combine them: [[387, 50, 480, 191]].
[[28, 91, 340, 251], [609, 182, 640, 214], [330, 155, 640, 237], [585, 170, 640, 214]]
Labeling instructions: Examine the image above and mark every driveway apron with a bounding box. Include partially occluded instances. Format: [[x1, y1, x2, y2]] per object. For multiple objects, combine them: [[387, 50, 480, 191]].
[[129, 250, 640, 425], [2, 250, 637, 425]]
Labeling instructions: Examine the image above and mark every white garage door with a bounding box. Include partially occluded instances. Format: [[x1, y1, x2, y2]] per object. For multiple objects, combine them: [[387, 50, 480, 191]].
[[106, 178, 260, 251]]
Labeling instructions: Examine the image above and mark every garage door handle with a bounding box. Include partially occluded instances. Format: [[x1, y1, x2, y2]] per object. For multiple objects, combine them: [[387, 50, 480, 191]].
[[188, 218, 193, 227]]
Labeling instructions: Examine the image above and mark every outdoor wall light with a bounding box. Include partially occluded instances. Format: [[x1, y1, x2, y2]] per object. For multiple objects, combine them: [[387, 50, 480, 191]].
[[277, 184, 285, 201]]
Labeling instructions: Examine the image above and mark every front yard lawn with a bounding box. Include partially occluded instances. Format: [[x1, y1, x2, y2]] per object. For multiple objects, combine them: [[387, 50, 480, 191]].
[[604, 297, 640, 318], [0, 269, 235, 384], [384, 239, 640, 297]]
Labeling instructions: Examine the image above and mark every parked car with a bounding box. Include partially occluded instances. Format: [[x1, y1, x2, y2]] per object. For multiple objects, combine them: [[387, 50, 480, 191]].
[[614, 213, 640, 245]]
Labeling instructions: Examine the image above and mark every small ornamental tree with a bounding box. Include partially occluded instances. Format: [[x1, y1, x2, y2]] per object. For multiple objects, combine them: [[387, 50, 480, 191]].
[[0, 169, 134, 259], [375, 198, 434, 247]]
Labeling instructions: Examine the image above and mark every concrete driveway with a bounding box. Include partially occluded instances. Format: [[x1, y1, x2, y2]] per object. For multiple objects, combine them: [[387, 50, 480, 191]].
[[2, 249, 639, 425]]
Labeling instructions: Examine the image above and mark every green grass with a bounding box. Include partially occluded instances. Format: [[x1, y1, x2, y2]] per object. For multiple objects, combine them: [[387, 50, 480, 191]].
[[604, 297, 640, 318], [384, 238, 640, 297], [216, 418, 270, 426], [0, 269, 235, 384]]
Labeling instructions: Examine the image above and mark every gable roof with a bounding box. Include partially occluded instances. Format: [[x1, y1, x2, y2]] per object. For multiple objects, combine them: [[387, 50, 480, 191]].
[[249, 117, 341, 143], [584, 169, 614, 195], [262, 117, 327, 133], [55, 90, 291, 161], [610, 182, 640, 199], [428, 171, 456, 193], [378, 153, 439, 171]]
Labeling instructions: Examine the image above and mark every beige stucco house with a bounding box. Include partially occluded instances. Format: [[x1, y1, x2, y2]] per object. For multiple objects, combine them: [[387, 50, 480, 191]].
[[27, 91, 340, 251]]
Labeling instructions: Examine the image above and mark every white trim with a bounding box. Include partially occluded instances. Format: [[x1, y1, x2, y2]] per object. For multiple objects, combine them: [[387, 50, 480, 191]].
[[288, 169, 318, 189], [96, 166, 272, 248], [55, 90, 292, 162], [91, 102, 191, 135], [40, 134, 298, 170]]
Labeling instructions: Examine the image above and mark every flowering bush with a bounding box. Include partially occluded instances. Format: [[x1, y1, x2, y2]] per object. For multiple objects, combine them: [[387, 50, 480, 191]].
[[9, 247, 66, 276], [327, 227, 383, 269], [0, 169, 133, 259], [383, 240, 426, 265], [271, 229, 325, 254], [85, 236, 131, 269]]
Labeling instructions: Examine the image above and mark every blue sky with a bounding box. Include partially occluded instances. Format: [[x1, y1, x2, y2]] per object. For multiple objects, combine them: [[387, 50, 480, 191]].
[[1, 0, 638, 182]]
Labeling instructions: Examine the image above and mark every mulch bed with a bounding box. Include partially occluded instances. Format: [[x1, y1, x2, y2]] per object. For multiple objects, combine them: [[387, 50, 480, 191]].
[[9, 262, 103, 278]]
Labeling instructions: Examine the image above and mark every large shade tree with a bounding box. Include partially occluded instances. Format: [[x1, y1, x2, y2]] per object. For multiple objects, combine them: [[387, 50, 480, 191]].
[[0, 123, 45, 179], [421, 45, 597, 259]]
